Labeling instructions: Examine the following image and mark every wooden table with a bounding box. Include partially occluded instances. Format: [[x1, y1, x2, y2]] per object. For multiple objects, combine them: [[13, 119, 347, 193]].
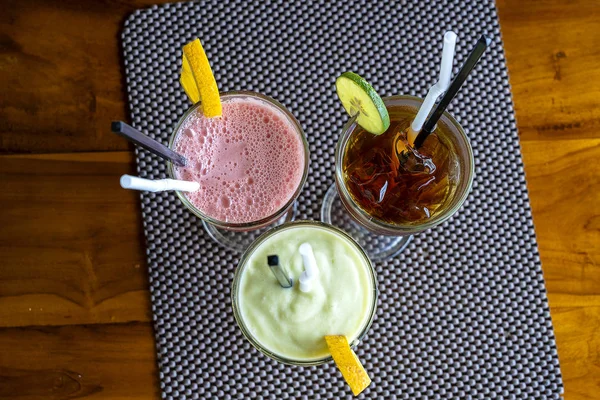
[[1, 0, 598, 398]]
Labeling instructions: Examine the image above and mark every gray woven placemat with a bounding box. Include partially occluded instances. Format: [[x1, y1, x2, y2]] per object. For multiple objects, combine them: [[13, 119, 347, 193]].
[[122, 1, 563, 398]]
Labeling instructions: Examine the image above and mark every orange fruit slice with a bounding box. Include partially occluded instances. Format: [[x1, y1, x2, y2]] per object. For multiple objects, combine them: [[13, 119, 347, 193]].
[[325, 335, 371, 396], [181, 38, 222, 118]]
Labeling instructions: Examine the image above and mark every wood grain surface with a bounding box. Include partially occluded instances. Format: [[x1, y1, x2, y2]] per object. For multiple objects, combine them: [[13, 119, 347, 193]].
[[1, 0, 599, 398]]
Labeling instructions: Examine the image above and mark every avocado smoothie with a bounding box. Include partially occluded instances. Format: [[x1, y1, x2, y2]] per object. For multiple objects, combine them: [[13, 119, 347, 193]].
[[232, 221, 377, 365]]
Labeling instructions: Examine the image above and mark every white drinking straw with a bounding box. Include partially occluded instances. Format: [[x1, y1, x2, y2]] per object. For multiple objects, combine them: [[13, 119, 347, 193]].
[[120, 174, 200, 192], [408, 31, 457, 145], [298, 242, 318, 293]]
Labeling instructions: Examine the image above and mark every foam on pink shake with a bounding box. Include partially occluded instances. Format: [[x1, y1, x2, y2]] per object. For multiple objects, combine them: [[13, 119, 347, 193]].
[[173, 96, 306, 224]]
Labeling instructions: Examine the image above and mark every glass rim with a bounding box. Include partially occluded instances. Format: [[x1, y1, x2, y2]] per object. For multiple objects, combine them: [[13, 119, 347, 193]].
[[335, 94, 475, 234], [231, 220, 379, 366], [167, 91, 310, 230]]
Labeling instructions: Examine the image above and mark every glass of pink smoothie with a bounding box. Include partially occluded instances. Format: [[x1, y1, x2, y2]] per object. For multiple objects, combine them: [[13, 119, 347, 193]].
[[167, 91, 309, 252]]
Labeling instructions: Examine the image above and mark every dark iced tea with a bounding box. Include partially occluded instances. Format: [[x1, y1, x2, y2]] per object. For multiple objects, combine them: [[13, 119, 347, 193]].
[[342, 105, 460, 225]]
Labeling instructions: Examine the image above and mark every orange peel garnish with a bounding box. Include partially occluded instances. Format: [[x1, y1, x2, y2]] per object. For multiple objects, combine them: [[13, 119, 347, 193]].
[[325, 335, 371, 396], [180, 55, 200, 104], [181, 38, 222, 117]]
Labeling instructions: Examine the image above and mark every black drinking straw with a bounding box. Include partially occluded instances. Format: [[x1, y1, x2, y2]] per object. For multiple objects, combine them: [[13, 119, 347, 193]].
[[111, 121, 187, 167], [267, 255, 293, 288], [413, 35, 491, 149]]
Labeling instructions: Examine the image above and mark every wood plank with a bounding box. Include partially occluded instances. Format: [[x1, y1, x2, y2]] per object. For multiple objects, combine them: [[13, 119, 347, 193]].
[[0, 152, 151, 328], [497, 0, 600, 142], [0, 0, 170, 154], [545, 304, 600, 400], [0, 308, 593, 400], [521, 138, 600, 399], [1, 0, 598, 154], [0, 322, 159, 400], [521, 138, 600, 296]]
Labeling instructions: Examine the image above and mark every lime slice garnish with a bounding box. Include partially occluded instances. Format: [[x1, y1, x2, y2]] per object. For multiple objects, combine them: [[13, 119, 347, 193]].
[[335, 71, 390, 135]]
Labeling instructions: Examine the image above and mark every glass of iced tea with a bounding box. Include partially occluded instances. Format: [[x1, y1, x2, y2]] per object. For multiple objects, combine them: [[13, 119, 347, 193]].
[[321, 95, 474, 261]]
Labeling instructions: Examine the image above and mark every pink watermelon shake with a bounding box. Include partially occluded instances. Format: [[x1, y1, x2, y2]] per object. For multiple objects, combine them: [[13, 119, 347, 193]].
[[169, 92, 308, 227]]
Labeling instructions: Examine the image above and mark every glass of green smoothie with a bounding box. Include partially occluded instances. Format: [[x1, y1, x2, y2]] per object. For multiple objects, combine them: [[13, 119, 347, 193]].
[[231, 221, 378, 366]]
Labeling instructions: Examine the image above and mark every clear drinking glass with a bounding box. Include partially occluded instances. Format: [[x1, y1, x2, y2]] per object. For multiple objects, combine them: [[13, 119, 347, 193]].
[[167, 91, 310, 252], [231, 220, 378, 366], [321, 95, 475, 262]]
